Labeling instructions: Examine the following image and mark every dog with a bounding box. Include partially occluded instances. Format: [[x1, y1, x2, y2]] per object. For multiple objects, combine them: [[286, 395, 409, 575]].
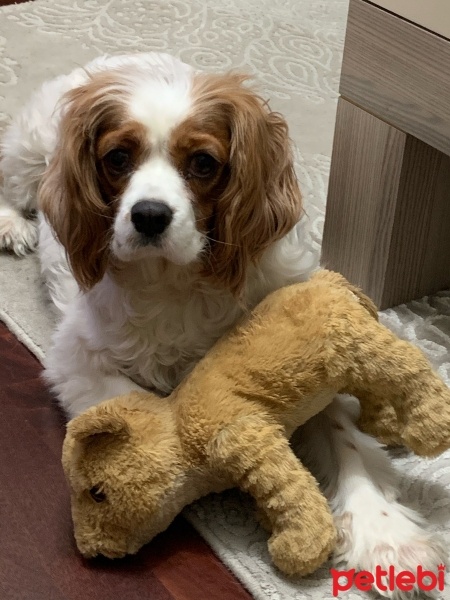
[[0, 53, 446, 596]]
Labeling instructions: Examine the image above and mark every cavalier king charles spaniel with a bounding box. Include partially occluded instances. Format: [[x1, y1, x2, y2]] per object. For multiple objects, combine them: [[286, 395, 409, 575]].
[[0, 53, 445, 596]]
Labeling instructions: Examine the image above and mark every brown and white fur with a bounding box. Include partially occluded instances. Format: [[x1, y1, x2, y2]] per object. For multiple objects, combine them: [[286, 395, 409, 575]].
[[0, 53, 446, 596]]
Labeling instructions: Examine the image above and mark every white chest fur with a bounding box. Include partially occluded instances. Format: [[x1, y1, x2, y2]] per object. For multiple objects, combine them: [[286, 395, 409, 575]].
[[78, 265, 250, 393], [43, 219, 317, 400]]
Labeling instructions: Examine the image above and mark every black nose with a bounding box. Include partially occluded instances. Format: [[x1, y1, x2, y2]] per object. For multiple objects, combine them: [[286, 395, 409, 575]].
[[130, 200, 173, 239]]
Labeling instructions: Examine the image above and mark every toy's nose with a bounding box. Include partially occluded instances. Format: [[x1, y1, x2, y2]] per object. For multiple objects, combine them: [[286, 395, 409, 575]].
[[76, 539, 128, 560], [98, 548, 127, 560]]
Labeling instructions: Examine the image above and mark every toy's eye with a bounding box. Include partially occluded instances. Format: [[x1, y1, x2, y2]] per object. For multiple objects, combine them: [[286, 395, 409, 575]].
[[89, 485, 106, 503], [188, 152, 218, 179]]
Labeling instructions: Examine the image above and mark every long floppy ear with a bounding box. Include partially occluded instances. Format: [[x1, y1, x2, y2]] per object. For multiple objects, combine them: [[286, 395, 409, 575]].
[[38, 75, 125, 290], [196, 74, 303, 295]]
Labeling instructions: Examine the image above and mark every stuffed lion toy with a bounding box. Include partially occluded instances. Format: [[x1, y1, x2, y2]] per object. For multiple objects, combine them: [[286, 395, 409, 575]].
[[62, 270, 450, 576]]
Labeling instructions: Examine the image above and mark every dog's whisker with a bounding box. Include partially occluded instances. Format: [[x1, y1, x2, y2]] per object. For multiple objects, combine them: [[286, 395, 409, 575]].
[[87, 209, 115, 220], [205, 235, 240, 248]]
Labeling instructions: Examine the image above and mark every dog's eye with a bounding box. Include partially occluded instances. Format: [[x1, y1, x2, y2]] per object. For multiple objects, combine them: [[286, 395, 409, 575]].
[[188, 153, 218, 179], [105, 149, 131, 173], [89, 485, 106, 503]]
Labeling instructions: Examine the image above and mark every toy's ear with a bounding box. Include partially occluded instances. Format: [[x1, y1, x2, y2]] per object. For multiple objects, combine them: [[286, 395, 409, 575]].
[[67, 405, 131, 445]]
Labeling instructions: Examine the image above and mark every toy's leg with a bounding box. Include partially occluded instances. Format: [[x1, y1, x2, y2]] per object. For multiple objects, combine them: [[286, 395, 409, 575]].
[[341, 319, 450, 456], [209, 415, 336, 577], [356, 392, 404, 448]]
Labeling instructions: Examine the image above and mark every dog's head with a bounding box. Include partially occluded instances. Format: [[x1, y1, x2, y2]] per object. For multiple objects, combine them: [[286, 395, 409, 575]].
[[39, 59, 302, 294]]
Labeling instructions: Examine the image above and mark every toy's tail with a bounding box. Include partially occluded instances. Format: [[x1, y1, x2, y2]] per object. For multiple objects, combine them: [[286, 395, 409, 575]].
[[311, 270, 378, 321]]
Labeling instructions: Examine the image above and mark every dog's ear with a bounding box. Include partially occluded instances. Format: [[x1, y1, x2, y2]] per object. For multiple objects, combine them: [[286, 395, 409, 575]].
[[194, 74, 302, 295], [39, 74, 125, 290]]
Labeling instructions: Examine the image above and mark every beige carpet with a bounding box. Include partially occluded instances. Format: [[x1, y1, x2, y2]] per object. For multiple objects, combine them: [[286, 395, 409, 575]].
[[1, 1, 449, 598]]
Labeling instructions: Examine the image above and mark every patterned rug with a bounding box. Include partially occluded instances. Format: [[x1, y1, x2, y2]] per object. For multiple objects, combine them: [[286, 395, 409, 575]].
[[1, 1, 449, 598]]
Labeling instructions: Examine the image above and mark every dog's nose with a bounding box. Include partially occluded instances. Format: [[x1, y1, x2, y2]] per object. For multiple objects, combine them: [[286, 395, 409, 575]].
[[130, 200, 173, 239]]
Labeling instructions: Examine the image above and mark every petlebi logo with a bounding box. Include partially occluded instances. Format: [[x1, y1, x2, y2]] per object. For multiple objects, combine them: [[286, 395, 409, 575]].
[[330, 565, 446, 596]]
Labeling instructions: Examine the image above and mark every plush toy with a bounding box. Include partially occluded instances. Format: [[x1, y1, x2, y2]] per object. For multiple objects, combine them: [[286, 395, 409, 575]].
[[62, 270, 450, 577]]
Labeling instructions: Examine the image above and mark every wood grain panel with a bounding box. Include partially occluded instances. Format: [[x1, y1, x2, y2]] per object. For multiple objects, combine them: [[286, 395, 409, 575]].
[[321, 98, 450, 308], [370, 0, 450, 40], [383, 137, 450, 306], [340, 0, 450, 156], [371, 0, 450, 40]]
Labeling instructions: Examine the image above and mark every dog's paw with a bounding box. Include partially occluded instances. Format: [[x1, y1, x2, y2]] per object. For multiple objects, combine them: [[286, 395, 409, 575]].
[[0, 209, 38, 255], [334, 507, 448, 599]]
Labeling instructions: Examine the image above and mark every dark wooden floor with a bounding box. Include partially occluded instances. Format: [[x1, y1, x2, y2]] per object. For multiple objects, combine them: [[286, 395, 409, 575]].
[[0, 0, 32, 5], [0, 2, 252, 596], [0, 323, 253, 600]]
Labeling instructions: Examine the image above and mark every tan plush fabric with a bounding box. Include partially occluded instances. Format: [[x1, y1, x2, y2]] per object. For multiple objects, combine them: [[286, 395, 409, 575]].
[[63, 271, 450, 578]]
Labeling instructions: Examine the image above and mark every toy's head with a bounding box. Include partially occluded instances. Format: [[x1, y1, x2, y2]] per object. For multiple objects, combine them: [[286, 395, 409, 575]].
[[62, 393, 189, 559]]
